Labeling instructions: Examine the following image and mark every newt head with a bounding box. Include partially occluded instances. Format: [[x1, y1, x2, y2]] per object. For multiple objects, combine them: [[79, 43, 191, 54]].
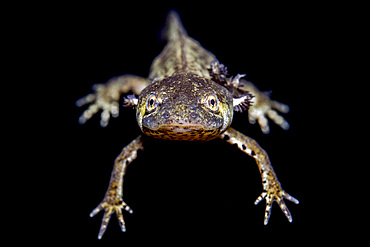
[[136, 72, 233, 141]]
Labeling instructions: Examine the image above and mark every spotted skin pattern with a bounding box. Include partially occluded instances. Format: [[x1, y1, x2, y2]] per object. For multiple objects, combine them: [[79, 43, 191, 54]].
[[77, 11, 298, 239], [220, 128, 299, 225]]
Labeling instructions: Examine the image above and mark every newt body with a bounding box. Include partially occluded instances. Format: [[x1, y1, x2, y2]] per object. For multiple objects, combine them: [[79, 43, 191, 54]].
[[77, 11, 298, 239]]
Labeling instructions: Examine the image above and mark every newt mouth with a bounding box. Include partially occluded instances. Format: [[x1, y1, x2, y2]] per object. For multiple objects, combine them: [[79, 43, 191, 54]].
[[157, 124, 205, 133], [141, 124, 221, 141]]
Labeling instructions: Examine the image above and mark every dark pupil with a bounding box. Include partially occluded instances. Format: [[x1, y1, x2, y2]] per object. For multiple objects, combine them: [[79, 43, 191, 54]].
[[210, 99, 215, 106], [149, 99, 154, 106]]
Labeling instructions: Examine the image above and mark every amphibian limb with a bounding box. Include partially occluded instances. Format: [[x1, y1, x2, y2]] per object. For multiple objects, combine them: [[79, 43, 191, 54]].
[[89, 136, 144, 239], [220, 127, 299, 224]]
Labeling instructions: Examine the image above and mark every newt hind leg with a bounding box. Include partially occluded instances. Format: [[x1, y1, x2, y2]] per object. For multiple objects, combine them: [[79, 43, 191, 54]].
[[239, 80, 290, 134], [76, 75, 149, 127], [220, 127, 298, 224]]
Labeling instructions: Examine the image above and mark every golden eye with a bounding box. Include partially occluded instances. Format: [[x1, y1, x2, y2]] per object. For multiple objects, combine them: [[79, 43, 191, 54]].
[[146, 93, 158, 112], [204, 94, 219, 111]]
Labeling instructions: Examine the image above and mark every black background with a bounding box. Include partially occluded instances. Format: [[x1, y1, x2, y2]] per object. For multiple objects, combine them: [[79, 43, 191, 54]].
[[26, 1, 346, 244]]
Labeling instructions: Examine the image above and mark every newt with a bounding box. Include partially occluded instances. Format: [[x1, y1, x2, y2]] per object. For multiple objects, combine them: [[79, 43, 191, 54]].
[[77, 11, 298, 239]]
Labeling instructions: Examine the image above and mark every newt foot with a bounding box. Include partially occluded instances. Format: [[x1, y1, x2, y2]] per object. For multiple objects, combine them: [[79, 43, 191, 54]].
[[254, 188, 299, 225], [76, 83, 120, 127], [90, 198, 133, 239], [242, 81, 290, 134]]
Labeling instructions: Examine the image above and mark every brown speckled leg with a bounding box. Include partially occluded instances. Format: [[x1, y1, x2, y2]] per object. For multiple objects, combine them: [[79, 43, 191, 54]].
[[220, 127, 298, 224], [76, 75, 149, 127], [239, 80, 290, 134], [90, 135, 144, 239]]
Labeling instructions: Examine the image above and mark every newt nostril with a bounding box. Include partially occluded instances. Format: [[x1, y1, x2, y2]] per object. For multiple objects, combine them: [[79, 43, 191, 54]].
[[163, 111, 171, 119], [190, 112, 198, 119]]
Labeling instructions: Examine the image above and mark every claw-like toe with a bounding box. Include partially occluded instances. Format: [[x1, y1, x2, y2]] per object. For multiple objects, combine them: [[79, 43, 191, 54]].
[[76, 93, 96, 107], [254, 192, 266, 205], [98, 209, 114, 239], [276, 197, 292, 222], [264, 201, 273, 225], [90, 203, 104, 218], [283, 191, 299, 205], [116, 211, 126, 232]]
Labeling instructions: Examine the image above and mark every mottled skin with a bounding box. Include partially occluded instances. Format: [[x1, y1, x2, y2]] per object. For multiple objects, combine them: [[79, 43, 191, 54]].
[[136, 72, 233, 141], [77, 11, 298, 239]]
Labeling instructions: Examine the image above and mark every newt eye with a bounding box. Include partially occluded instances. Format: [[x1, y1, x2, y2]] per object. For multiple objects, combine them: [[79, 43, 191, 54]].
[[204, 93, 219, 111], [146, 93, 159, 112]]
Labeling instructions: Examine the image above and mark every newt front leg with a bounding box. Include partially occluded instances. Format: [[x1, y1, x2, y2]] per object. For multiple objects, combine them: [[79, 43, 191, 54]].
[[90, 136, 144, 239], [220, 128, 298, 224]]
